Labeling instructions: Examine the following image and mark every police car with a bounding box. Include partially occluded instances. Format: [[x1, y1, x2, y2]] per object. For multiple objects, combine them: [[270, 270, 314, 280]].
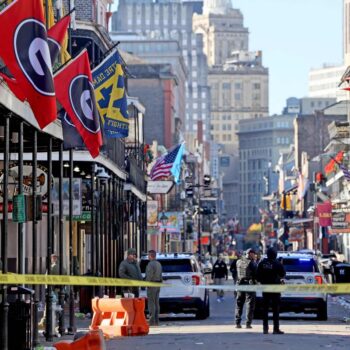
[[140, 253, 210, 319], [255, 252, 328, 320]]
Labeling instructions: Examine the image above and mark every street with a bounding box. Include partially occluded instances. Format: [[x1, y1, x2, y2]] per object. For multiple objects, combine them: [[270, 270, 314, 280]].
[[105, 292, 350, 350]]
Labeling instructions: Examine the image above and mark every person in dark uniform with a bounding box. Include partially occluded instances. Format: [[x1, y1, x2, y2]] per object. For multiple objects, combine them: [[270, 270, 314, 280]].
[[211, 253, 228, 302], [256, 247, 286, 334], [235, 248, 257, 329]]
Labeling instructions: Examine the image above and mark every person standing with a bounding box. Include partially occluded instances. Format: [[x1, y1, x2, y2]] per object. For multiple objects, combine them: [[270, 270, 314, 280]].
[[145, 250, 163, 326], [256, 247, 286, 334], [211, 253, 228, 302], [118, 248, 143, 297], [235, 248, 257, 329]]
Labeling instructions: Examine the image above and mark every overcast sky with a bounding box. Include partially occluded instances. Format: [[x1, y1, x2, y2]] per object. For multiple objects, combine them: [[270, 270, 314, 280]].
[[111, 0, 343, 114]]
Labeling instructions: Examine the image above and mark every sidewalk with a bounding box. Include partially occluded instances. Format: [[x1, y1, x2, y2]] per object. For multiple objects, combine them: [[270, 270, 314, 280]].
[[38, 315, 92, 348]]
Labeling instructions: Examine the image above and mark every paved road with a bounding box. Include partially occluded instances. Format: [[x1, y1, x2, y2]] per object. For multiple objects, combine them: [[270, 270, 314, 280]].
[[106, 292, 350, 350]]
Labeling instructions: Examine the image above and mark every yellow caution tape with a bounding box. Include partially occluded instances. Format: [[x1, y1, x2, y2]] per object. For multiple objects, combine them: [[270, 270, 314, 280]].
[[0, 274, 349, 294], [198, 283, 350, 294], [0, 274, 164, 287]]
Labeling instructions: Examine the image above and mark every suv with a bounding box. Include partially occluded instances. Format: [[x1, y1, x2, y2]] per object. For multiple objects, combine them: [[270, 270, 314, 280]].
[[255, 252, 328, 320], [140, 253, 210, 320]]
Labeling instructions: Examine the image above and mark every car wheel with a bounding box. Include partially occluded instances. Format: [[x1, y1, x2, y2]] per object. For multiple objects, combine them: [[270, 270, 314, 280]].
[[316, 301, 328, 321], [195, 292, 210, 320]]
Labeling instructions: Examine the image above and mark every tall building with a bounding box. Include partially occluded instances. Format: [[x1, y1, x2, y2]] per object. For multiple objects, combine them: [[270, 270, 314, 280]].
[[308, 0, 347, 100], [193, 0, 269, 221], [194, 0, 248, 67], [237, 115, 295, 228], [344, 0, 350, 65], [112, 0, 211, 150], [109, 36, 187, 147], [308, 64, 347, 100]]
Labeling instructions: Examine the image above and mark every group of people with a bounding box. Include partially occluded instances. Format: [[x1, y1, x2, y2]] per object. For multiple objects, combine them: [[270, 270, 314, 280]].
[[212, 247, 286, 334], [118, 248, 162, 326]]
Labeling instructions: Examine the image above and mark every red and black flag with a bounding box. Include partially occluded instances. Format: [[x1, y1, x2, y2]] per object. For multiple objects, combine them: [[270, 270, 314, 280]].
[[0, 0, 56, 129], [47, 13, 71, 65], [0, 11, 70, 103], [54, 50, 103, 158]]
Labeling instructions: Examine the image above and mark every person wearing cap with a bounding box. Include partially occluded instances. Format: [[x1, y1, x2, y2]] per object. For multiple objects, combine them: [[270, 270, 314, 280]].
[[256, 247, 286, 334], [234, 248, 257, 329], [118, 248, 143, 297], [145, 250, 163, 326]]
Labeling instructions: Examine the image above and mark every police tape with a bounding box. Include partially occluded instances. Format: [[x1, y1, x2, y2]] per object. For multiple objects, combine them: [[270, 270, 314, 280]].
[[0, 274, 164, 287], [0, 274, 349, 294], [196, 283, 350, 294]]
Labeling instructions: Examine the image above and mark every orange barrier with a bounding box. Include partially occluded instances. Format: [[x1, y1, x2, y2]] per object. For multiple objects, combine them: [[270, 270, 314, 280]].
[[90, 297, 149, 337], [54, 330, 106, 350]]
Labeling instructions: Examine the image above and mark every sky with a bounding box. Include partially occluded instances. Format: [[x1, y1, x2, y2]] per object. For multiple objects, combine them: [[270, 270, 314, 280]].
[[111, 0, 343, 115]]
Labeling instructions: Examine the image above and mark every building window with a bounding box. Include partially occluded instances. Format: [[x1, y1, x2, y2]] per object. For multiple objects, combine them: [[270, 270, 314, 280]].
[[235, 93, 241, 101], [235, 82, 242, 89], [253, 83, 261, 90]]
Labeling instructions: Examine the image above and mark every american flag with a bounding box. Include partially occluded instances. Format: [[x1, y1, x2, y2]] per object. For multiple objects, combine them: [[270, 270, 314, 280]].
[[339, 163, 350, 182], [150, 144, 182, 180]]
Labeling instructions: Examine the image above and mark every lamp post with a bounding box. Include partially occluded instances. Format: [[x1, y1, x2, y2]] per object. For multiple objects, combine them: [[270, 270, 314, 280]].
[[160, 211, 169, 253]]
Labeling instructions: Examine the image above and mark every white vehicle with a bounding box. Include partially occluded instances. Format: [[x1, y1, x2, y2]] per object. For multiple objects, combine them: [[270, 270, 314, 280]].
[[255, 252, 328, 320], [140, 253, 210, 319]]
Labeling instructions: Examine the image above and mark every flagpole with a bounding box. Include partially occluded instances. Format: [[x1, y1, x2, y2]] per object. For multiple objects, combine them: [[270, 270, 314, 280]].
[[67, 0, 77, 335], [90, 41, 120, 68], [53, 42, 92, 75]]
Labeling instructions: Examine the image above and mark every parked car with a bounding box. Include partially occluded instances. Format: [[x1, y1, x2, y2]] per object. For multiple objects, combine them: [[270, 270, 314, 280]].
[[140, 253, 210, 320], [255, 252, 328, 320]]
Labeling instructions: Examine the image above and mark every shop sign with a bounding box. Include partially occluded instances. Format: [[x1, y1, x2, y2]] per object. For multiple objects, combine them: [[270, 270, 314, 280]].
[[147, 200, 158, 226], [331, 211, 350, 230], [147, 181, 174, 194], [71, 211, 91, 222], [316, 202, 332, 227], [0, 163, 52, 201], [52, 178, 82, 216]]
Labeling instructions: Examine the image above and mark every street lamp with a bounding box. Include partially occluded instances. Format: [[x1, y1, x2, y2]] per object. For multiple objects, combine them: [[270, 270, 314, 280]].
[[160, 211, 169, 253]]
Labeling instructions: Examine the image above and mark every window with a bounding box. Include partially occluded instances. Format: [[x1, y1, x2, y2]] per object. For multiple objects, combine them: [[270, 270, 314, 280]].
[[253, 83, 261, 90], [282, 258, 319, 273], [235, 82, 242, 89], [235, 93, 241, 101], [223, 83, 230, 90]]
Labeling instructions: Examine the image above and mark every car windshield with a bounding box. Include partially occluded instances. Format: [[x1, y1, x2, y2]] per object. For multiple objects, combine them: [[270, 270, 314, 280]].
[[281, 258, 319, 273], [140, 259, 193, 273]]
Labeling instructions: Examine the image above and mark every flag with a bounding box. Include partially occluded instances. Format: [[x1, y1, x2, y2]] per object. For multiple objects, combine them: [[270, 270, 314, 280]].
[[0, 0, 56, 129], [150, 144, 182, 181], [170, 143, 185, 184], [54, 50, 103, 158], [339, 163, 350, 182], [0, 13, 70, 102], [297, 172, 309, 201], [93, 50, 129, 138], [59, 109, 84, 149], [47, 14, 71, 65]]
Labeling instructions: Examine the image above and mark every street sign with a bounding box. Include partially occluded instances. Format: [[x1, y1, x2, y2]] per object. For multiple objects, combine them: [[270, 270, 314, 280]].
[[147, 180, 174, 194]]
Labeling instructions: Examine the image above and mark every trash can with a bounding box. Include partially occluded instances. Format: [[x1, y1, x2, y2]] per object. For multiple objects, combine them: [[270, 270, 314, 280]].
[[8, 286, 34, 350], [333, 263, 350, 283]]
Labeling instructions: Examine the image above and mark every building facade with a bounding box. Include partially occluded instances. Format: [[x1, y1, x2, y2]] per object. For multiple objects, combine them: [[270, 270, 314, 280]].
[[192, 0, 269, 221], [208, 51, 269, 151], [112, 0, 211, 149], [238, 115, 295, 229]]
